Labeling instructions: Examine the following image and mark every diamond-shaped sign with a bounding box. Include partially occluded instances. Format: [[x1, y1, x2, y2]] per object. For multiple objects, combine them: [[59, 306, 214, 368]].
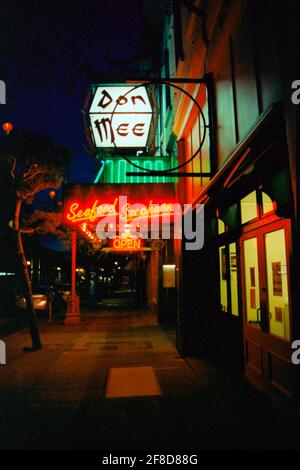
[[89, 85, 153, 149]]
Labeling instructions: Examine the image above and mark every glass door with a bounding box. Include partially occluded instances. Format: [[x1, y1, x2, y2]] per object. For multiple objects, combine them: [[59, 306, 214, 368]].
[[264, 229, 290, 341], [240, 220, 293, 405], [243, 237, 261, 328]]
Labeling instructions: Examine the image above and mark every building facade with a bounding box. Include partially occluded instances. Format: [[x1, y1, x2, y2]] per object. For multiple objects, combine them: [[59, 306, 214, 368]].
[[160, 0, 299, 411]]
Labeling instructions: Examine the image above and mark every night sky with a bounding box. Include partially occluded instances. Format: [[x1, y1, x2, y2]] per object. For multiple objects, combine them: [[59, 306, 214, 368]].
[[0, 0, 144, 185]]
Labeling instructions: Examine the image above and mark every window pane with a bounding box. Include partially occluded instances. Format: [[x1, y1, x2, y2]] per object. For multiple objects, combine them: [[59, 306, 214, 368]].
[[229, 243, 239, 316], [243, 237, 260, 327], [200, 101, 211, 188], [262, 191, 274, 215], [241, 191, 258, 224], [192, 117, 201, 195], [219, 246, 228, 312], [218, 218, 225, 235], [265, 229, 290, 341]]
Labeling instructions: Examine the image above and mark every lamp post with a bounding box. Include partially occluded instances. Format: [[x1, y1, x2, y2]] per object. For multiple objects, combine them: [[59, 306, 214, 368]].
[[64, 230, 81, 324], [2, 122, 13, 135]]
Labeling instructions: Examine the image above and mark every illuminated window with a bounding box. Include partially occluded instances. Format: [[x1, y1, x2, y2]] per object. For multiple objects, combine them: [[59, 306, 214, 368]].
[[229, 243, 239, 316], [218, 243, 239, 316], [217, 218, 226, 235], [265, 229, 290, 340], [219, 246, 228, 312], [243, 237, 260, 325], [262, 191, 274, 215], [240, 191, 258, 224]]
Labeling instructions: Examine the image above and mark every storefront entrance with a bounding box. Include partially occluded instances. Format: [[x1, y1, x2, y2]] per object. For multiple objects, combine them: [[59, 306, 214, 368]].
[[240, 219, 293, 406], [96, 252, 149, 310]]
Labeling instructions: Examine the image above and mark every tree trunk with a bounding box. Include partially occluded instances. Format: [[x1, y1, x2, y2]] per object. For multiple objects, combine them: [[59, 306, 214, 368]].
[[14, 198, 42, 350]]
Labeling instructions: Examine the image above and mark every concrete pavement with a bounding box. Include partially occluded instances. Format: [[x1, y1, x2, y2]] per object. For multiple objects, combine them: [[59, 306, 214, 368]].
[[0, 310, 299, 450]]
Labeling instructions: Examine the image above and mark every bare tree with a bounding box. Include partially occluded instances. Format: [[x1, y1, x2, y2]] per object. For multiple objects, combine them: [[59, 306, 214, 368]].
[[0, 130, 72, 350]]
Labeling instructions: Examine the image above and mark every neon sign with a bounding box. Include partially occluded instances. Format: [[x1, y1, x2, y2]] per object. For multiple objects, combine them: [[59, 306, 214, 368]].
[[63, 183, 177, 243], [63, 184, 205, 251], [89, 85, 153, 148], [66, 198, 175, 225], [110, 238, 144, 251]]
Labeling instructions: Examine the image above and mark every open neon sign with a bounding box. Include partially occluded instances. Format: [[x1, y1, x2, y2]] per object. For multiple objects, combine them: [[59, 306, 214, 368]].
[[110, 238, 144, 251], [89, 85, 153, 148]]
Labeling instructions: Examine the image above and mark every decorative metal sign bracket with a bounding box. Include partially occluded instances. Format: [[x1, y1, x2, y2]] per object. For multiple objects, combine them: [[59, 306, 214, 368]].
[[124, 74, 216, 178]]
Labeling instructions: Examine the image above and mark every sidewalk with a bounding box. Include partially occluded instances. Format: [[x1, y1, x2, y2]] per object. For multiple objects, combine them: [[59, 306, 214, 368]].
[[0, 310, 299, 450], [0, 314, 27, 336]]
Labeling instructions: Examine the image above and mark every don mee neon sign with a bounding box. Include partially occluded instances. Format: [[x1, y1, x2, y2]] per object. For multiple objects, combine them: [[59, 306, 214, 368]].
[[89, 85, 153, 148]]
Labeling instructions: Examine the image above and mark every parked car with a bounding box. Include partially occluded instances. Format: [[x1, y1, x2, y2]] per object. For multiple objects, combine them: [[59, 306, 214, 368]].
[[15, 285, 66, 314], [55, 283, 71, 303]]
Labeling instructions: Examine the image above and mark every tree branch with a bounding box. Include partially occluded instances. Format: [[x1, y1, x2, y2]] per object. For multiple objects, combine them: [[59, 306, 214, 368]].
[[20, 228, 35, 234], [23, 163, 36, 179], [23, 166, 47, 182], [10, 158, 17, 179], [14, 198, 22, 231]]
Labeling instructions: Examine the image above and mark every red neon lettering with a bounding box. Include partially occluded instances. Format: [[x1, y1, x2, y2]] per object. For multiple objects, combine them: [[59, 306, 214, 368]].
[[65, 199, 174, 224], [112, 239, 142, 250]]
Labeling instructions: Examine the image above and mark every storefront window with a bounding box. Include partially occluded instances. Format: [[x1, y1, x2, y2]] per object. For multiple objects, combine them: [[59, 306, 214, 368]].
[[219, 246, 228, 312], [240, 189, 275, 224], [241, 191, 258, 224], [229, 243, 239, 316], [243, 237, 260, 326], [262, 191, 274, 215], [218, 242, 239, 316], [218, 218, 226, 235], [265, 229, 290, 340]]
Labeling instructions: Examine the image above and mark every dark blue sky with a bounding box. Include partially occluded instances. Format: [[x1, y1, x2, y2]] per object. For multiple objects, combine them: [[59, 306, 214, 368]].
[[0, 0, 144, 185]]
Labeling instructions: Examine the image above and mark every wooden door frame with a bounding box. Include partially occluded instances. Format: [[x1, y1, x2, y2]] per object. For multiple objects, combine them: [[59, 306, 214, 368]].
[[239, 217, 294, 405], [240, 218, 293, 339]]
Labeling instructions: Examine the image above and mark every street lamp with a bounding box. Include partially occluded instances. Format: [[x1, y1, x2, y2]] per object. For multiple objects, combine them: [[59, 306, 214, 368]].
[[26, 260, 32, 280], [56, 266, 61, 282], [2, 122, 13, 135]]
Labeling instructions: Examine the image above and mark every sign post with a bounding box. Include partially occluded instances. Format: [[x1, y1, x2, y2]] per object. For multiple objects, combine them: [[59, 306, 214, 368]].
[[65, 230, 80, 324]]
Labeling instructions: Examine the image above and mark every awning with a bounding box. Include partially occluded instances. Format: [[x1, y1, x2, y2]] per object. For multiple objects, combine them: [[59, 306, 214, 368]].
[[192, 102, 292, 217]]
